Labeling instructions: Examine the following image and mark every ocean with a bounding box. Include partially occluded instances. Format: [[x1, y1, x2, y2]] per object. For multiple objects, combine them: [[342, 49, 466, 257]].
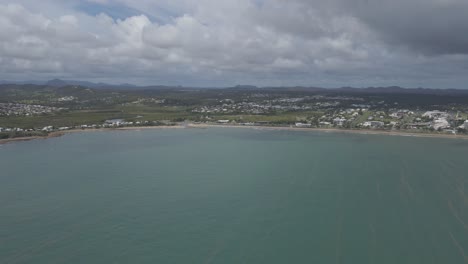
[[1, 128, 467, 263]]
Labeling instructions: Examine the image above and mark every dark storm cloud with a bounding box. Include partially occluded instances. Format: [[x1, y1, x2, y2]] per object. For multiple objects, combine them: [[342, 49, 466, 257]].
[[340, 0, 468, 55]]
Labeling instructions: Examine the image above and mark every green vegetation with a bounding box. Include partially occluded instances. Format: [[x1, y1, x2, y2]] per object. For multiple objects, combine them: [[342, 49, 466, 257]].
[[0, 131, 47, 139]]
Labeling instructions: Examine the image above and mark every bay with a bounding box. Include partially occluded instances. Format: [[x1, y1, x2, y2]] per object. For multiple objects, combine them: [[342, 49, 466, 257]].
[[1, 128, 467, 263]]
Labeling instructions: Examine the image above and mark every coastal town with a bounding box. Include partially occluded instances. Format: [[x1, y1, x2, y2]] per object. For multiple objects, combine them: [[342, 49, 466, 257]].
[[1, 84, 468, 140], [1, 108, 467, 137], [1, 109, 468, 135]]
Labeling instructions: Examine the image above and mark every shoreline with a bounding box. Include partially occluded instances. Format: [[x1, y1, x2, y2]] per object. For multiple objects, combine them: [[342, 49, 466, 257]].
[[0, 126, 185, 145], [188, 124, 468, 139], [0, 131, 67, 145], [1, 124, 468, 145]]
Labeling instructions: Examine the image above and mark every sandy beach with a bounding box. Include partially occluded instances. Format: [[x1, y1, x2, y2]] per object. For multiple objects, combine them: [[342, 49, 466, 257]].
[[1, 124, 468, 145], [187, 123, 468, 140]]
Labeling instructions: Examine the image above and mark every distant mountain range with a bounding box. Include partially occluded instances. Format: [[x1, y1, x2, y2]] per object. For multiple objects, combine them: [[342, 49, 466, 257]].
[[0, 79, 137, 89], [1, 79, 467, 95]]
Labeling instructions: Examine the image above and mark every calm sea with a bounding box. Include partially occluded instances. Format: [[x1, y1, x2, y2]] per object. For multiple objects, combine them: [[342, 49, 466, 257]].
[[1, 128, 468, 263]]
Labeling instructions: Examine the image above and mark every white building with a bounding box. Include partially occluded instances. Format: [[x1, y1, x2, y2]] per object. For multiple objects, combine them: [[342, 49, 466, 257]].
[[363, 121, 384, 128], [432, 118, 450, 130], [42, 126, 54, 132], [333, 118, 347, 127], [464, 120, 468, 129], [423, 110, 447, 119], [295, 122, 312, 128]]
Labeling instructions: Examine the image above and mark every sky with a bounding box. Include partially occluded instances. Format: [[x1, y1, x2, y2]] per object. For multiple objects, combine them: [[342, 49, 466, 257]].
[[0, 0, 467, 88]]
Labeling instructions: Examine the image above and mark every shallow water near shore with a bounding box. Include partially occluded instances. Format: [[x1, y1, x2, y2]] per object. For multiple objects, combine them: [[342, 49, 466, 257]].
[[1, 128, 468, 263]]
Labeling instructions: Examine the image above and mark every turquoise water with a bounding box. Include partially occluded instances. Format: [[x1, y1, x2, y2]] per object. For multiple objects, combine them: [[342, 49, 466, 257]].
[[1, 128, 468, 263]]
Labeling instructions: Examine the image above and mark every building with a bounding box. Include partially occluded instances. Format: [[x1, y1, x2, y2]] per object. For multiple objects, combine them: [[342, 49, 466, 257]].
[[464, 120, 468, 129], [295, 122, 312, 128], [407, 122, 430, 129], [333, 118, 347, 127], [423, 110, 447, 119], [105, 119, 124, 125], [363, 121, 384, 128], [432, 118, 450, 130]]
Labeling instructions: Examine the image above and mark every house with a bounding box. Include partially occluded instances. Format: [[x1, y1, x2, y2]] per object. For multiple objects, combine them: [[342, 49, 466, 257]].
[[42, 126, 54, 132], [371, 121, 384, 128], [406, 122, 430, 129], [464, 120, 468, 129], [105, 119, 123, 125], [295, 122, 312, 128], [363, 121, 384, 128], [333, 118, 347, 127], [217, 120, 230, 124], [431, 118, 450, 130], [390, 110, 412, 119], [423, 110, 447, 119]]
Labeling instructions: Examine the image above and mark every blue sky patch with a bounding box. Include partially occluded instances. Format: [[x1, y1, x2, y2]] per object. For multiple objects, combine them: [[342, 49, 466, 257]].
[[75, 2, 168, 23]]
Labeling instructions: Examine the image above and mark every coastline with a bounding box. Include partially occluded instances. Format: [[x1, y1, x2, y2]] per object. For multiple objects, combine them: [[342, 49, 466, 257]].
[[0, 131, 67, 145], [0, 126, 185, 145], [188, 124, 468, 139], [1, 124, 468, 145]]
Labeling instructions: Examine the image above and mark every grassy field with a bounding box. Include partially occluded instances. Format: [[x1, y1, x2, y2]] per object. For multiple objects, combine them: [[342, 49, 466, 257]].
[[210, 111, 323, 124], [0, 111, 119, 128], [350, 111, 371, 127]]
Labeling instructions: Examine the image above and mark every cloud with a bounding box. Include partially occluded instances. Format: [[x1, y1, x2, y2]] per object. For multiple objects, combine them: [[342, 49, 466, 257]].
[[332, 0, 468, 55], [86, 0, 109, 4], [0, 0, 467, 88]]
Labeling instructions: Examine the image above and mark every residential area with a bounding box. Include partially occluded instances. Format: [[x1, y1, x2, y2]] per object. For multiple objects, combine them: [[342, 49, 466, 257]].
[[1, 84, 468, 139], [0, 103, 64, 116]]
